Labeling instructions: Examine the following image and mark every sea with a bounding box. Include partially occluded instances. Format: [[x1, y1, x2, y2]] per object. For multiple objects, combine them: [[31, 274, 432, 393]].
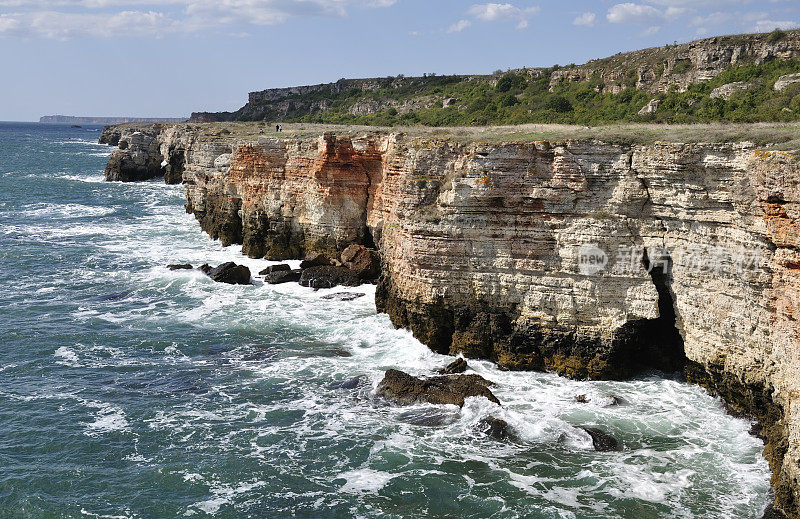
[[0, 121, 773, 518]]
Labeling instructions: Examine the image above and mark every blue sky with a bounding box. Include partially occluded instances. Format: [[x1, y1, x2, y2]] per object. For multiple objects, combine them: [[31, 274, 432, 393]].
[[1, 0, 798, 121]]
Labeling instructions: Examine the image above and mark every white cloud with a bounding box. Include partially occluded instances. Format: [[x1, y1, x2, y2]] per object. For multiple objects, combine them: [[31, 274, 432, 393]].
[[606, 2, 687, 25], [466, 3, 540, 29], [753, 19, 799, 32], [0, 0, 396, 38], [573, 11, 596, 27], [607, 3, 662, 24], [447, 19, 471, 33]]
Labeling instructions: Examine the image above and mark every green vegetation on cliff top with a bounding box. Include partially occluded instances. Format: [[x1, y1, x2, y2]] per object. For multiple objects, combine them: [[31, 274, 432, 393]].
[[234, 58, 800, 127]]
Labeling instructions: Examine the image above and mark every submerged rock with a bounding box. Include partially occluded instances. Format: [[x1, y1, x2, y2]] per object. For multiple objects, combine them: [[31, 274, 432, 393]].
[[375, 369, 499, 407], [477, 416, 513, 441], [329, 375, 369, 390], [167, 263, 193, 270], [320, 292, 366, 301], [396, 406, 459, 427], [203, 262, 251, 285], [299, 265, 361, 289], [259, 263, 291, 276], [264, 269, 302, 284], [580, 427, 619, 452], [440, 357, 468, 374]]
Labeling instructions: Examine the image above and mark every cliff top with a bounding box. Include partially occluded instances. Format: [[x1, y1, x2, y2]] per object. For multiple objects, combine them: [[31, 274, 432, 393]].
[[113, 121, 800, 151], [189, 29, 800, 127]]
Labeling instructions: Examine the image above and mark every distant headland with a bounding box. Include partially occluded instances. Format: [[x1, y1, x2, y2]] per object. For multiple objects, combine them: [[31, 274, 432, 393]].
[[40, 115, 187, 124]]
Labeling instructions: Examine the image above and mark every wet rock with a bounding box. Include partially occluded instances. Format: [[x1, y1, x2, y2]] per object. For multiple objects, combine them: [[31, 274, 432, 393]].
[[204, 262, 252, 285], [329, 375, 369, 390], [198, 264, 213, 274], [396, 406, 459, 427], [299, 252, 332, 269], [375, 369, 499, 407], [167, 263, 193, 270], [320, 292, 366, 301], [439, 357, 468, 374], [263, 269, 302, 284], [259, 263, 291, 276], [580, 427, 619, 452], [477, 416, 513, 441], [299, 265, 361, 289], [341, 244, 381, 280]]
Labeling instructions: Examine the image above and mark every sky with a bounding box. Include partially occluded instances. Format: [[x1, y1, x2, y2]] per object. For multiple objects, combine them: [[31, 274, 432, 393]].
[[0, 0, 798, 121]]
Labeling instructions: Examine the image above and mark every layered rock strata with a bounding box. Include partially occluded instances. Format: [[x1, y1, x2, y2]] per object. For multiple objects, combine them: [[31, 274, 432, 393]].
[[103, 125, 800, 516]]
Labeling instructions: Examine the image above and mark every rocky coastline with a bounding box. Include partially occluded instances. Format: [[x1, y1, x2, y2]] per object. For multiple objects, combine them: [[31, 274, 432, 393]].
[[101, 122, 800, 517]]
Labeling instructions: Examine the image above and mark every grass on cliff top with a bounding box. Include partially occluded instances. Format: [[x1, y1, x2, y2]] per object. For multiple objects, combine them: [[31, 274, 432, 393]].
[[162, 121, 800, 150]]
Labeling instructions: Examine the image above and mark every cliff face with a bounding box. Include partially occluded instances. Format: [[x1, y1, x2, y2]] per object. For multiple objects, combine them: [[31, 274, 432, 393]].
[[103, 125, 800, 516]]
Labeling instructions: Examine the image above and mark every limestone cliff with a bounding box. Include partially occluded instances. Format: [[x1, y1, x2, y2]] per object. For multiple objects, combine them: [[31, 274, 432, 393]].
[[103, 124, 800, 516]]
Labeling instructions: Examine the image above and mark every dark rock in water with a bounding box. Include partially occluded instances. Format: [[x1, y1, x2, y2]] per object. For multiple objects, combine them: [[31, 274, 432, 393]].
[[341, 244, 381, 280], [396, 406, 459, 427], [300, 265, 361, 289], [320, 292, 366, 301], [204, 262, 251, 285], [167, 263, 193, 270], [375, 369, 499, 407], [478, 416, 513, 441], [264, 269, 302, 284], [299, 252, 332, 269], [580, 427, 619, 452], [97, 291, 129, 302], [198, 263, 213, 274], [575, 394, 589, 403], [440, 357, 468, 374], [259, 263, 291, 276], [329, 375, 369, 390]]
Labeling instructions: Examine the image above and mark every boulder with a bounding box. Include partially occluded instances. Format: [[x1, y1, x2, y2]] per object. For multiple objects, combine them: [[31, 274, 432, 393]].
[[205, 262, 251, 285], [264, 269, 302, 284], [299, 265, 361, 289], [198, 264, 213, 274], [439, 357, 468, 374], [299, 252, 332, 269], [259, 263, 291, 276], [166, 263, 193, 270], [580, 427, 619, 452], [375, 369, 499, 407], [341, 245, 381, 280], [477, 416, 513, 441]]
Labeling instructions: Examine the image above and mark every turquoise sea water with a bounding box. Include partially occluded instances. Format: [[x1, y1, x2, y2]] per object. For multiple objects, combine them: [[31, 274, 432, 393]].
[[0, 122, 773, 518]]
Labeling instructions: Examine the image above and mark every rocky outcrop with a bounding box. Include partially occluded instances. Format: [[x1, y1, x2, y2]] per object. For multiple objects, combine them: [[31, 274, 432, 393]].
[[775, 73, 800, 91], [710, 81, 752, 100], [105, 124, 800, 516], [375, 369, 499, 407], [202, 262, 252, 285]]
